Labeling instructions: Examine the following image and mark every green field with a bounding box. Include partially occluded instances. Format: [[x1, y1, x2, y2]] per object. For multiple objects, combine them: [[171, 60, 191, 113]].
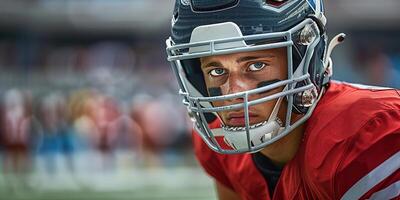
[[0, 168, 217, 200]]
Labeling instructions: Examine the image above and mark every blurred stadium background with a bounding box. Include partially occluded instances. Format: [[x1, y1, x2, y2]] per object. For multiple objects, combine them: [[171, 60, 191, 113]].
[[0, 0, 399, 200]]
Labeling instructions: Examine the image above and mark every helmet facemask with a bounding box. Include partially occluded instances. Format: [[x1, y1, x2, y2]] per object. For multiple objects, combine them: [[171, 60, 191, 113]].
[[166, 18, 326, 154]]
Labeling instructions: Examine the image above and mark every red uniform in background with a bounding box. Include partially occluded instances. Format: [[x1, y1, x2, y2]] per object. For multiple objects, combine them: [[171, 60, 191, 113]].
[[193, 81, 400, 200]]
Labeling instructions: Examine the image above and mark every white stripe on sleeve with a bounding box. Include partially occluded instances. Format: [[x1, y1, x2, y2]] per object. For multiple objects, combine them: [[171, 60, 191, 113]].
[[340, 151, 400, 200], [369, 181, 400, 200]]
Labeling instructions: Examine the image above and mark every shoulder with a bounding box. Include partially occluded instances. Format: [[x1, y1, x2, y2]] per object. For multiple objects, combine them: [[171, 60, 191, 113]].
[[306, 80, 400, 141], [313, 81, 400, 124], [301, 81, 400, 199]]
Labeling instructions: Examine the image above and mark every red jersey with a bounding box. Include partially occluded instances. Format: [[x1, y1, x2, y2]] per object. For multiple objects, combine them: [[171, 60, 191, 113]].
[[193, 81, 400, 200]]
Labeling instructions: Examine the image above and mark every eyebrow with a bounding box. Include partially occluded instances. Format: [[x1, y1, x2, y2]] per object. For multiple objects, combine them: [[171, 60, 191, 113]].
[[236, 55, 275, 63], [202, 61, 223, 69]]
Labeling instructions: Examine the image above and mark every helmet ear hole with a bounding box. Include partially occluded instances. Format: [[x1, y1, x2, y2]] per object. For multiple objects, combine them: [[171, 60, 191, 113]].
[[306, 15, 326, 35], [292, 81, 318, 114]]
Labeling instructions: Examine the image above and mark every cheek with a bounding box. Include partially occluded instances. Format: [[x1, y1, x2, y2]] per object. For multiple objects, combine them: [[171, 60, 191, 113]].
[[252, 100, 276, 118], [246, 67, 282, 86], [204, 73, 229, 88], [211, 99, 224, 108]]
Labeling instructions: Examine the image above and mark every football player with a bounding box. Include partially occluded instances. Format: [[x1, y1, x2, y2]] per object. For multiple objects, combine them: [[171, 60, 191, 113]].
[[165, 0, 400, 199]]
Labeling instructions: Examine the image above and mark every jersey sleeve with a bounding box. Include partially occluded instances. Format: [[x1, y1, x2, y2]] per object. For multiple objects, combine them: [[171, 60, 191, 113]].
[[335, 109, 400, 200], [192, 130, 235, 190]]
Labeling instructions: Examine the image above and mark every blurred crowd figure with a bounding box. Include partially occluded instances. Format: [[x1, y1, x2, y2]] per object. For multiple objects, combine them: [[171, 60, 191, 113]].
[[0, 89, 37, 190], [131, 93, 192, 166], [38, 92, 73, 174], [353, 45, 400, 88], [71, 90, 143, 171], [1, 89, 32, 176]]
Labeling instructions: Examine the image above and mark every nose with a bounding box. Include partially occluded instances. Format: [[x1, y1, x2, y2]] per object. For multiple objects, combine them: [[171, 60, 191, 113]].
[[221, 73, 260, 103], [221, 73, 255, 104], [223, 73, 251, 95]]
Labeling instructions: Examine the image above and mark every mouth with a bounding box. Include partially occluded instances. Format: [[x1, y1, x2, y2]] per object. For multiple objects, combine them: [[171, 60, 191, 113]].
[[222, 118, 283, 132], [226, 112, 259, 126]]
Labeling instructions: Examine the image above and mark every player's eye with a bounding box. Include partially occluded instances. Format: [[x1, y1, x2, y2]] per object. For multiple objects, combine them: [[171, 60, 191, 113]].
[[209, 68, 226, 77], [248, 62, 267, 72]]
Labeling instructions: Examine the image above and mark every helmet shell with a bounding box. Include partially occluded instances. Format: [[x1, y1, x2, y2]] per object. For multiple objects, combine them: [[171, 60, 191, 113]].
[[171, 0, 317, 46]]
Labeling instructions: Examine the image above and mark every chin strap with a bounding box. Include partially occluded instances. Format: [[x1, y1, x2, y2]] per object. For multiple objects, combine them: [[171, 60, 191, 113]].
[[323, 33, 346, 84]]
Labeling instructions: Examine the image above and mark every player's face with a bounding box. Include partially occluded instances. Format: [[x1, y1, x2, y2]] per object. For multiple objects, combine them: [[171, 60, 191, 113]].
[[200, 48, 288, 127]]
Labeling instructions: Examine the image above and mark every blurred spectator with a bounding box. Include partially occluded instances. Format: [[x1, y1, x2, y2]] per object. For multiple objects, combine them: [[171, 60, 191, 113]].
[[87, 94, 121, 170], [112, 114, 144, 152], [388, 53, 400, 87], [354, 46, 393, 86], [131, 93, 192, 167], [1, 89, 33, 190], [38, 92, 75, 175]]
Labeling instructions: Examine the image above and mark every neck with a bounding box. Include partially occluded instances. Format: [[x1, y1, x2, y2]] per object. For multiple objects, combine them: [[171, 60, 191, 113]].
[[260, 121, 305, 168]]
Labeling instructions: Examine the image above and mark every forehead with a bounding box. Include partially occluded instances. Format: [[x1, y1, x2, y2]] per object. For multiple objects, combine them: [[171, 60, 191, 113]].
[[199, 48, 286, 64]]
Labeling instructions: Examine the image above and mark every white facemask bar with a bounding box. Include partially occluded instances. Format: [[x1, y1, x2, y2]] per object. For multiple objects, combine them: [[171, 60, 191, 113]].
[[167, 19, 315, 62], [166, 18, 323, 154]]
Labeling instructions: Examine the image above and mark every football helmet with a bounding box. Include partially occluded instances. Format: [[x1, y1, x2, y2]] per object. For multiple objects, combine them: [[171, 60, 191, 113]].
[[165, 0, 344, 154]]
